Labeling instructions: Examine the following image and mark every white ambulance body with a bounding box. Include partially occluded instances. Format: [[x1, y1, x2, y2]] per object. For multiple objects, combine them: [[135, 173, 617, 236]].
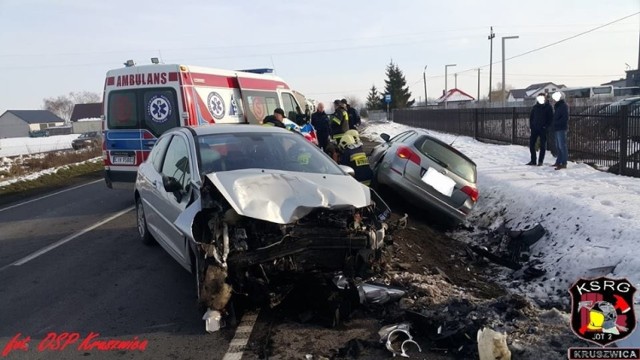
[[102, 64, 305, 189]]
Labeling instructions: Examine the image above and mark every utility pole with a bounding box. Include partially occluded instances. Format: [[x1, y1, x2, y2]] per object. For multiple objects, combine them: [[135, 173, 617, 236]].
[[454, 73, 458, 89], [423, 65, 428, 107], [488, 26, 495, 103], [502, 35, 519, 106], [477, 68, 481, 102], [444, 64, 457, 109]]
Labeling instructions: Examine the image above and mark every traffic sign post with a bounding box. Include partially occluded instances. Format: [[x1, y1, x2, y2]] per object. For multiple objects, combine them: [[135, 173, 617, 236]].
[[384, 94, 391, 121]]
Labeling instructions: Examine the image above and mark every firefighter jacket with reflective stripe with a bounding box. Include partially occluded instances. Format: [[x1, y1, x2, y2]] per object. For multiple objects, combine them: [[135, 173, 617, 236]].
[[340, 146, 373, 185], [330, 109, 349, 139]]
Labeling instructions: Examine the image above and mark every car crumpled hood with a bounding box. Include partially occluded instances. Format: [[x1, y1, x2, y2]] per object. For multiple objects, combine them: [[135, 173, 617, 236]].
[[205, 169, 371, 224]]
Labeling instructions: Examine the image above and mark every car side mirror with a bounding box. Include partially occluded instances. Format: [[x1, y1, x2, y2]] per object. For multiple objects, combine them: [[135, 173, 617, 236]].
[[380, 133, 391, 143], [162, 175, 182, 193], [339, 165, 355, 177]]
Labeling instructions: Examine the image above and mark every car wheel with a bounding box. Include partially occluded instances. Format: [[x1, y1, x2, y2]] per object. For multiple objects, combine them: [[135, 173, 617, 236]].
[[136, 197, 154, 245]]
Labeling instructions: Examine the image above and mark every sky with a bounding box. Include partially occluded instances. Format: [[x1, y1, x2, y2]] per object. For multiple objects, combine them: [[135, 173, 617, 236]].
[[0, 0, 639, 114]]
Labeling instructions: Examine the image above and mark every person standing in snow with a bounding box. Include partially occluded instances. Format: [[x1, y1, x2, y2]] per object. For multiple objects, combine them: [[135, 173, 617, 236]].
[[526, 93, 553, 166], [551, 91, 569, 170]]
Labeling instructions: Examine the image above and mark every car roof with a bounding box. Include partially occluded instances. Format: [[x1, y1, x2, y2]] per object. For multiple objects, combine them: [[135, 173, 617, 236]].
[[179, 124, 291, 136]]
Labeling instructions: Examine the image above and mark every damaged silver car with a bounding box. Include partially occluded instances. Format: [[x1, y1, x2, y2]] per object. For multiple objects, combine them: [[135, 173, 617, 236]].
[[134, 125, 401, 324]]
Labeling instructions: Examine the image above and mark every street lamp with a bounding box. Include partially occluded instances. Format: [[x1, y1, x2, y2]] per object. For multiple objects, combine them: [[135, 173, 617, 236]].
[[423, 65, 428, 107], [501, 35, 519, 105], [444, 64, 457, 109]]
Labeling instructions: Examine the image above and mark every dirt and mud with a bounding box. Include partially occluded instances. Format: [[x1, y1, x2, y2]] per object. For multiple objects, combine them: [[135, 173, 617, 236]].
[[236, 135, 587, 359]]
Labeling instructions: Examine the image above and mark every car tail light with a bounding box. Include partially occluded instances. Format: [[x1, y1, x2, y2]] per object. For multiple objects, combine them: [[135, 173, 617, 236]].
[[461, 186, 479, 202], [102, 136, 108, 165], [395, 146, 420, 165]]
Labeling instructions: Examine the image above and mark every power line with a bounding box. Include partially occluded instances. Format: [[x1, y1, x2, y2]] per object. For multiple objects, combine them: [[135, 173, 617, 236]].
[[455, 11, 640, 75]]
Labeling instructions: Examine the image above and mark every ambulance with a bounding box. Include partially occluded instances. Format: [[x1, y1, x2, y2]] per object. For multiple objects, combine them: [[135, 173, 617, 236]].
[[102, 63, 309, 189]]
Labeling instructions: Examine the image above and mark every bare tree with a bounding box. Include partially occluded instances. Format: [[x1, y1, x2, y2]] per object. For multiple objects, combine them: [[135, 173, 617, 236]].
[[489, 82, 513, 102], [43, 91, 101, 121]]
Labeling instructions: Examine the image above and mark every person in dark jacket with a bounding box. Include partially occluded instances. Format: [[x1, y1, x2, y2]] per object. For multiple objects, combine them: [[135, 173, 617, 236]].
[[526, 93, 554, 166], [262, 108, 286, 128], [341, 98, 361, 129], [311, 102, 330, 151], [551, 91, 569, 170], [330, 99, 349, 141]]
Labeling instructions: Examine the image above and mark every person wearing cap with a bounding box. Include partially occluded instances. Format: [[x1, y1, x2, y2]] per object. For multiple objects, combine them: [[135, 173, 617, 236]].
[[551, 91, 569, 170], [337, 134, 373, 185], [262, 108, 286, 128], [330, 99, 349, 141], [526, 93, 553, 166], [341, 99, 361, 130]]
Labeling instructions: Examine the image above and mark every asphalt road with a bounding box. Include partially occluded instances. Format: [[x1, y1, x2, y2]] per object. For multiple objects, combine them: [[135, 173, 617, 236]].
[[0, 180, 237, 359]]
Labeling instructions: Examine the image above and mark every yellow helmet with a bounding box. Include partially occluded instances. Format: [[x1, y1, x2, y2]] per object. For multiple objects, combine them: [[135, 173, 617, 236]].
[[344, 130, 362, 146], [338, 134, 356, 150]]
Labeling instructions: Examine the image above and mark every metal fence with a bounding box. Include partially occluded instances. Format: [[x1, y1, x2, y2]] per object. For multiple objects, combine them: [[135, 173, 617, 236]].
[[393, 105, 640, 177]]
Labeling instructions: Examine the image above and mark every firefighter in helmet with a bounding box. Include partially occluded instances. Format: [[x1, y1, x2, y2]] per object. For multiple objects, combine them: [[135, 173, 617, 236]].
[[338, 134, 373, 186]]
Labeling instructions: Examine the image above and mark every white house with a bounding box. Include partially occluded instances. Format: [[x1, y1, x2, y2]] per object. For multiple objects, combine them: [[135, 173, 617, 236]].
[[508, 82, 566, 102], [0, 110, 65, 138], [436, 88, 475, 105]]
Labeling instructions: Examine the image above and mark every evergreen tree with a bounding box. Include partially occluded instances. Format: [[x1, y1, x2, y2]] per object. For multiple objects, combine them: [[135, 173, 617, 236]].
[[365, 85, 382, 110], [380, 61, 414, 109]]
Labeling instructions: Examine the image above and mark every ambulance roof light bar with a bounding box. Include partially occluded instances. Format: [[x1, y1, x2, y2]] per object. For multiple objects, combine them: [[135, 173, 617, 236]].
[[124, 60, 135, 67], [237, 68, 273, 74]]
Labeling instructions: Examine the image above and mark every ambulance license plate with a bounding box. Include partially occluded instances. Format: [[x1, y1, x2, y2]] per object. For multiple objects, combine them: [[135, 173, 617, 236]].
[[111, 152, 135, 165]]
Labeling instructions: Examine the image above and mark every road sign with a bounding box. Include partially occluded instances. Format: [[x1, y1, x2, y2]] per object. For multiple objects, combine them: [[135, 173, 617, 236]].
[[384, 94, 391, 104]]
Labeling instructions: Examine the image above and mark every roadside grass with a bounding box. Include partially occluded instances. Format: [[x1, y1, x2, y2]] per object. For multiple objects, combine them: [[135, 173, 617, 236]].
[[3, 146, 102, 178], [0, 146, 104, 198]]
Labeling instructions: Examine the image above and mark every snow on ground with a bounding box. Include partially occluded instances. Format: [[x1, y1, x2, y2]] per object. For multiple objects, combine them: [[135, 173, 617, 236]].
[[0, 134, 80, 157], [362, 120, 640, 306], [0, 157, 101, 188]]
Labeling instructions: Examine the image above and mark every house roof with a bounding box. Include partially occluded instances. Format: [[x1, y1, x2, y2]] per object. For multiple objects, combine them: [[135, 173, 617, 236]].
[[3, 110, 65, 124], [525, 82, 551, 91], [508, 89, 527, 99], [601, 78, 626, 86], [70, 103, 103, 121], [436, 88, 475, 103]]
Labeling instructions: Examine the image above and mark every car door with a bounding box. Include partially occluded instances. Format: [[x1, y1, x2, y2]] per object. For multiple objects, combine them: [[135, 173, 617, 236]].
[[156, 133, 195, 266], [138, 134, 172, 241]]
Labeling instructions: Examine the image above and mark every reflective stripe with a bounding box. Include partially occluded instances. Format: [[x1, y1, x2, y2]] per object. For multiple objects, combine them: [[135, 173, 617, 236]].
[[332, 133, 344, 140], [331, 116, 341, 125], [360, 180, 371, 186], [262, 123, 274, 126]]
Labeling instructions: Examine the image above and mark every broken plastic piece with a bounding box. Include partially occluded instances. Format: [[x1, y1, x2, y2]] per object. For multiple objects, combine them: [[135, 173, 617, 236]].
[[400, 339, 422, 358], [358, 283, 406, 305], [379, 323, 422, 358], [202, 309, 222, 333], [332, 273, 349, 290], [477, 327, 511, 360]]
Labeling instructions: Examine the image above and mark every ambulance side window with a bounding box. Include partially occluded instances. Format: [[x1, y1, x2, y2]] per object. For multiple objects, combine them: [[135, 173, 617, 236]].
[[281, 93, 298, 119], [107, 91, 138, 129], [244, 91, 279, 124]]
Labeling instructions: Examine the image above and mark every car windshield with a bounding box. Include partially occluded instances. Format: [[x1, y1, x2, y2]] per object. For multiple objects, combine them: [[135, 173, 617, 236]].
[[197, 132, 343, 175], [417, 137, 476, 183]]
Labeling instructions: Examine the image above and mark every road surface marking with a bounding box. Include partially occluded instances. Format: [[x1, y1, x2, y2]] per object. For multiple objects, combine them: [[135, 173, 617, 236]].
[[222, 310, 260, 360], [0, 179, 102, 213], [0, 206, 133, 271]]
